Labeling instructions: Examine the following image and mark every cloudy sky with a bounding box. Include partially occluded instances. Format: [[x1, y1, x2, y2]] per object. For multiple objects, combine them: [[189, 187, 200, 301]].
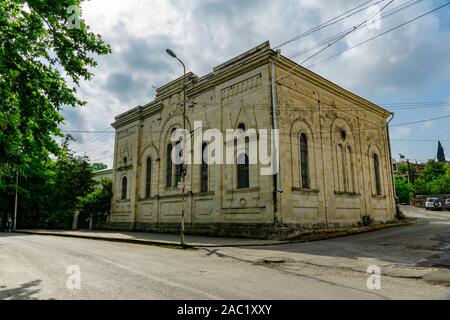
[[62, 0, 450, 168]]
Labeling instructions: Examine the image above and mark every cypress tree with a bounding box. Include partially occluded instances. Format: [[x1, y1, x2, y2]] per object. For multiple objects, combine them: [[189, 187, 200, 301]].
[[437, 141, 446, 163]]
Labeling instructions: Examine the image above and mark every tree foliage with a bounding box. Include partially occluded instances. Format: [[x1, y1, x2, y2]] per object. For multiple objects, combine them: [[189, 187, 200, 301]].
[[80, 177, 112, 223], [92, 162, 107, 171], [0, 137, 97, 227], [395, 176, 413, 204], [0, 0, 111, 169], [0, 1, 110, 227], [413, 160, 450, 195], [437, 141, 446, 163]]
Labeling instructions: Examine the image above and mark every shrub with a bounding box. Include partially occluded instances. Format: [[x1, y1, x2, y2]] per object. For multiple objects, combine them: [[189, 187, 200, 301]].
[[395, 176, 413, 204], [361, 215, 374, 227], [395, 206, 405, 220]]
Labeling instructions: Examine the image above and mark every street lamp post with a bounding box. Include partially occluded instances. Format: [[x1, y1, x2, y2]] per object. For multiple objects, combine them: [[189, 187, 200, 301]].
[[166, 49, 187, 247], [13, 170, 18, 231]]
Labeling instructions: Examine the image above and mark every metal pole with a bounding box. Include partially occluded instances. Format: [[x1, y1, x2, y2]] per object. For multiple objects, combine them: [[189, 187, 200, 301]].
[[180, 59, 186, 247], [166, 49, 187, 247], [13, 170, 18, 231]]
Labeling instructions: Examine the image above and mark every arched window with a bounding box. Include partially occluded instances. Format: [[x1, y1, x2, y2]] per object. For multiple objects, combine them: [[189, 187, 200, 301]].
[[237, 153, 249, 189], [337, 143, 345, 192], [299, 133, 310, 189], [346, 145, 354, 193], [145, 157, 152, 198], [166, 144, 173, 188], [374, 153, 382, 195], [121, 176, 128, 200], [237, 123, 246, 132], [175, 142, 183, 186], [201, 143, 208, 192]]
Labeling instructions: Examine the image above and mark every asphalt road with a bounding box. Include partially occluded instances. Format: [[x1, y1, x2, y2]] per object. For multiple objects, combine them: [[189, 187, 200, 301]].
[[0, 206, 449, 300]]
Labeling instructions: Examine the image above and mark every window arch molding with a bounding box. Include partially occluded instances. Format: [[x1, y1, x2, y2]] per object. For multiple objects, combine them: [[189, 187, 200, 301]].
[[368, 144, 384, 196], [158, 114, 193, 191], [140, 145, 159, 199], [330, 118, 358, 193]]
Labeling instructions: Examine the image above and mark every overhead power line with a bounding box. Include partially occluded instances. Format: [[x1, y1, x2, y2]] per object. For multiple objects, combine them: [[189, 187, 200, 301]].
[[289, 0, 425, 59], [307, 1, 450, 68], [274, 0, 385, 49], [299, 0, 395, 65], [390, 114, 450, 127]]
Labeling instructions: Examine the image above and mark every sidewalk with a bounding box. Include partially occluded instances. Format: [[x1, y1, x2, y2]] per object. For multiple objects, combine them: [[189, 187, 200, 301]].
[[15, 229, 289, 247], [16, 219, 415, 248]]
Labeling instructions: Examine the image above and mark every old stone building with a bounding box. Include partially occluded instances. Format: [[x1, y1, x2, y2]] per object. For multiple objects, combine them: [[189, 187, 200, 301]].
[[107, 41, 396, 239]]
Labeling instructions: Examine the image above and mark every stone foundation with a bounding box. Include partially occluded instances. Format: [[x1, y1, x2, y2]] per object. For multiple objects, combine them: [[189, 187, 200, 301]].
[[95, 220, 392, 240]]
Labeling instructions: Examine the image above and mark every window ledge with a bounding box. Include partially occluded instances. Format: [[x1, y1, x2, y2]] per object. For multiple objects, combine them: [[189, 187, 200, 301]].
[[117, 165, 132, 171], [334, 191, 361, 197], [227, 187, 259, 193], [372, 194, 386, 199], [140, 197, 158, 202], [194, 191, 215, 197], [292, 187, 320, 194]]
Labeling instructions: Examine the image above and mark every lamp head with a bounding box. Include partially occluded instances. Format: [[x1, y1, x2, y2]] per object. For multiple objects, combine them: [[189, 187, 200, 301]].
[[166, 49, 177, 58]]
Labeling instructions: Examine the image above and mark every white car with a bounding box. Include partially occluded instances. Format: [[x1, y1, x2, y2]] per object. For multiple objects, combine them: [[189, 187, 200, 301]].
[[425, 197, 442, 211]]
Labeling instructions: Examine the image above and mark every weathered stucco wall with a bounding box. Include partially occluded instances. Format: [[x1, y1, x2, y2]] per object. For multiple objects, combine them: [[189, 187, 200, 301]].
[[107, 42, 395, 239]]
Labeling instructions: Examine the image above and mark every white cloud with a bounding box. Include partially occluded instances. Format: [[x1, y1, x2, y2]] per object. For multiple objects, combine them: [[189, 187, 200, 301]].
[[62, 0, 450, 167], [392, 127, 412, 139]]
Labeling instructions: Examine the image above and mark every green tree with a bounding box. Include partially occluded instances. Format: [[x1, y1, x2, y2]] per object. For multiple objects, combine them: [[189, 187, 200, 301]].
[[413, 160, 450, 195], [80, 177, 112, 224], [2, 137, 96, 228], [397, 163, 416, 176], [427, 172, 450, 195], [437, 141, 446, 163], [418, 160, 447, 183], [0, 0, 111, 170], [395, 176, 414, 204]]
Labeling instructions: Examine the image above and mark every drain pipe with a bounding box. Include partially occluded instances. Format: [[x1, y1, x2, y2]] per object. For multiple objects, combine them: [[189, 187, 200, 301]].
[[386, 112, 397, 219], [271, 53, 282, 193], [271, 51, 283, 223]]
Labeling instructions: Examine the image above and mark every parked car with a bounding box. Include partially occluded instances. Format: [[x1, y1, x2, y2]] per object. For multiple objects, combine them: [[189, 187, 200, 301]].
[[445, 199, 450, 211], [425, 197, 442, 211]]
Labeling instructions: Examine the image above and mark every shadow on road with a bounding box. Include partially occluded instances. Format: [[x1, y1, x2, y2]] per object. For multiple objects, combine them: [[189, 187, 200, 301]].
[[0, 232, 33, 239], [0, 280, 42, 300], [220, 206, 450, 268]]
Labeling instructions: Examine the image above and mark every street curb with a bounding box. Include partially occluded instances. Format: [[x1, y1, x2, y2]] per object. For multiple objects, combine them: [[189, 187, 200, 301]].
[[14, 230, 195, 249], [14, 219, 416, 249], [285, 219, 417, 244]]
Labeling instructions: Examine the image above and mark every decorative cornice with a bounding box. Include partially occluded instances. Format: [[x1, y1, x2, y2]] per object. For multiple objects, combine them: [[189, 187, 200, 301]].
[[112, 40, 391, 130], [275, 55, 391, 118]]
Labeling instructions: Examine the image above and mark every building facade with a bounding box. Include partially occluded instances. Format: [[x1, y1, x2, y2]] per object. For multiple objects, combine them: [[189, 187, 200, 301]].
[[106, 42, 396, 239]]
